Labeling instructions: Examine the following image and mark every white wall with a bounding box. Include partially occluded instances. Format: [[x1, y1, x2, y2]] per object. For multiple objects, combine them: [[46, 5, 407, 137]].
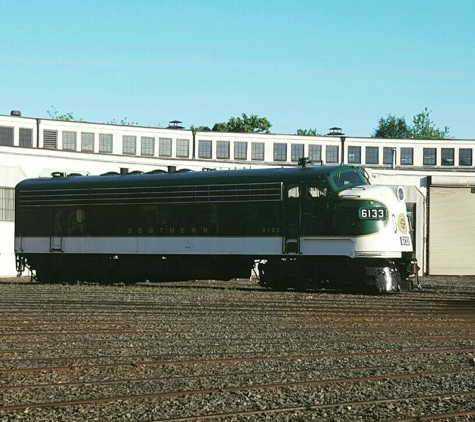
[[0, 222, 15, 277]]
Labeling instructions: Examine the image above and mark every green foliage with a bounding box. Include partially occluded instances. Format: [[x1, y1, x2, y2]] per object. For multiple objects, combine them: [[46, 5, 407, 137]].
[[212, 113, 272, 133], [47, 105, 83, 122], [411, 108, 452, 140], [372, 108, 452, 139], [372, 115, 411, 139], [107, 117, 139, 126], [296, 128, 321, 136], [190, 125, 211, 132]]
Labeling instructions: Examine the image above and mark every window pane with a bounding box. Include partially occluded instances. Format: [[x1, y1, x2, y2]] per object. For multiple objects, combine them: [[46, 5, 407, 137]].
[[459, 148, 472, 166], [326, 145, 339, 163], [383, 147, 394, 165], [0, 126, 14, 146], [234, 141, 247, 160], [400, 147, 413, 165], [308, 145, 321, 162], [365, 146, 379, 164], [81, 132, 94, 152], [423, 148, 436, 165], [274, 143, 287, 161], [99, 133, 113, 153], [348, 146, 361, 164], [216, 141, 230, 159], [441, 148, 454, 166], [291, 144, 304, 161], [122, 135, 136, 155], [176, 139, 189, 157], [19, 128, 32, 147], [159, 137, 171, 156], [63, 131, 77, 150], [0, 188, 15, 221], [251, 142, 264, 160], [141, 136, 155, 156], [198, 140, 212, 158]]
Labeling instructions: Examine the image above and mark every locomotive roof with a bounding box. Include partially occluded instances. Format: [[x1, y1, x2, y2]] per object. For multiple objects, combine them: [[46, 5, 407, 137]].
[[16, 165, 367, 191]]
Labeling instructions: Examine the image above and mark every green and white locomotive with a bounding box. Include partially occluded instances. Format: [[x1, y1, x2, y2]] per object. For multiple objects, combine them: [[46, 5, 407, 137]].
[[15, 163, 417, 292]]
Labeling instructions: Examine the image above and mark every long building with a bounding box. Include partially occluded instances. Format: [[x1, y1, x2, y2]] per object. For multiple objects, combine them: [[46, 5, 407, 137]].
[[2, 111, 475, 277]]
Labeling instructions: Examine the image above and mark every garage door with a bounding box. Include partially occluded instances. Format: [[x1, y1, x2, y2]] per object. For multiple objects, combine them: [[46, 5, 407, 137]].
[[429, 186, 475, 275]]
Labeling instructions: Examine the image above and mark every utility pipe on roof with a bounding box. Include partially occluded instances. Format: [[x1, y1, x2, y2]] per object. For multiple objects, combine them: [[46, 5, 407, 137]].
[[340, 136, 346, 164]]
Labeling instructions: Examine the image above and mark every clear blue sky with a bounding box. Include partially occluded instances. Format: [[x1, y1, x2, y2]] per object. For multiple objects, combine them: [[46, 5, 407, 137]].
[[1, 0, 474, 138]]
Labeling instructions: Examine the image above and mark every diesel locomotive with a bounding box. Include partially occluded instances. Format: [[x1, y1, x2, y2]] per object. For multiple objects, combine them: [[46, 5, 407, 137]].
[[14, 163, 418, 292]]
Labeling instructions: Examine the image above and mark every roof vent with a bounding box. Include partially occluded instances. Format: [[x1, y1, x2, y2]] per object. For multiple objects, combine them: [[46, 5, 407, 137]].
[[10, 110, 21, 117], [167, 120, 184, 129], [326, 127, 344, 136]]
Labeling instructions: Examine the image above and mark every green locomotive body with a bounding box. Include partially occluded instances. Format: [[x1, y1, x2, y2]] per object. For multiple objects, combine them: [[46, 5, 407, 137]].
[[15, 164, 416, 292]]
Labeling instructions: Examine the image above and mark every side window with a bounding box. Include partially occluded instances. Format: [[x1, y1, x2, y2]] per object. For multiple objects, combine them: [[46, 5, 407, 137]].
[[326, 145, 339, 163], [198, 140, 212, 159], [305, 182, 327, 198], [400, 147, 414, 165], [287, 185, 300, 198], [441, 148, 454, 166]]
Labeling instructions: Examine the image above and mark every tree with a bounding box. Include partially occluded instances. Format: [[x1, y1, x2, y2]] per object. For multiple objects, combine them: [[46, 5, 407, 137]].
[[190, 125, 211, 132], [47, 105, 83, 121], [212, 113, 272, 133], [410, 108, 452, 140], [372, 108, 452, 139], [296, 128, 321, 136], [372, 115, 411, 139]]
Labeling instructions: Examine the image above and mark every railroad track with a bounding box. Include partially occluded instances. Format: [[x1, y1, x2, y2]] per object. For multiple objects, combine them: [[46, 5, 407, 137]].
[[1, 277, 475, 420]]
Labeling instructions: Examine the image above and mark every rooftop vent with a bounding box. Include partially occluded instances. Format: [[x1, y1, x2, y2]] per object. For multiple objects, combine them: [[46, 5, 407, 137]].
[[327, 127, 344, 136], [167, 120, 184, 129]]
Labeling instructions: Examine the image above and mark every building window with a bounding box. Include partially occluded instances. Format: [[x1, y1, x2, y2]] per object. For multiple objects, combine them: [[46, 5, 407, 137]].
[[159, 137, 172, 157], [348, 146, 361, 164], [365, 146, 379, 164], [326, 145, 339, 163], [308, 145, 322, 162], [441, 148, 454, 166], [216, 141, 230, 159], [81, 132, 94, 152], [0, 188, 15, 221], [122, 135, 136, 155], [176, 139, 189, 157], [0, 126, 14, 146], [234, 141, 247, 160], [400, 147, 414, 165], [274, 143, 287, 161], [19, 128, 33, 147], [141, 137, 155, 156], [383, 147, 394, 165], [63, 131, 77, 151], [459, 148, 472, 166], [423, 148, 437, 165], [99, 133, 113, 153], [198, 140, 212, 159], [291, 144, 304, 162], [251, 142, 264, 160]]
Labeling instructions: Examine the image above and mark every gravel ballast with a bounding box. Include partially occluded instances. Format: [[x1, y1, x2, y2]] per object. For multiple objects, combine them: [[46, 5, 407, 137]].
[[1, 276, 475, 421]]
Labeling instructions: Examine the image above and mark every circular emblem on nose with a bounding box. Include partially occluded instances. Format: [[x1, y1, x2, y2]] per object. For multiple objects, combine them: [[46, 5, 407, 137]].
[[397, 213, 407, 234]]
